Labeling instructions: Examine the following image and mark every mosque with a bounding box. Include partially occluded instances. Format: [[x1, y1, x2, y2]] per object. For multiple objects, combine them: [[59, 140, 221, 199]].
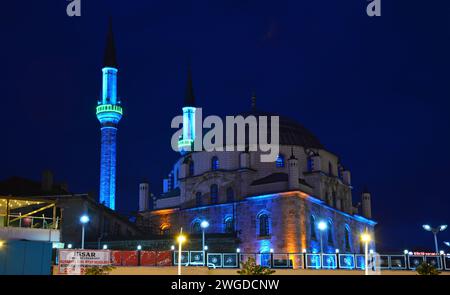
[[96, 21, 376, 254]]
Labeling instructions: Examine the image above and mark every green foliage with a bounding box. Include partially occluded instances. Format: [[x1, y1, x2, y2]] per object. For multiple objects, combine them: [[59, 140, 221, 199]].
[[237, 257, 275, 275], [84, 265, 115, 275], [416, 262, 441, 275]]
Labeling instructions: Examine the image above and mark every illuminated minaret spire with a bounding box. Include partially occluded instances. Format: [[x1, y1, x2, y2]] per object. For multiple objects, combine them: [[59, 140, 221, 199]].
[[96, 19, 123, 210], [178, 65, 196, 154]]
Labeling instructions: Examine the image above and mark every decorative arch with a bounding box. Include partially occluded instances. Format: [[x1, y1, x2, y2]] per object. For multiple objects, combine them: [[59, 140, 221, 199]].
[[310, 215, 317, 240], [327, 219, 334, 245], [191, 219, 202, 234], [223, 215, 234, 233], [344, 224, 352, 252]]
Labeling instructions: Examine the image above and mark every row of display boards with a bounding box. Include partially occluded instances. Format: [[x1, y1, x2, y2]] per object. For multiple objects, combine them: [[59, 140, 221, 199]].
[[175, 251, 450, 271], [56, 249, 450, 274]]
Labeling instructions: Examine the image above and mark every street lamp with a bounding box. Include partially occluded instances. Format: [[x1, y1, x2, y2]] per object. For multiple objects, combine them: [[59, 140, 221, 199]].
[[67, 243, 73, 249], [177, 229, 187, 276], [102, 244, 108, 250], [80, 215, 90, 249], [317, 221, 327, 255], [200, 220, 209, 252], [0, 241, 4, 249], [360, 232, 371, 275], [422, 224, 448, 253], [444, 241, 450, 247], [137, 245, 142, 251]]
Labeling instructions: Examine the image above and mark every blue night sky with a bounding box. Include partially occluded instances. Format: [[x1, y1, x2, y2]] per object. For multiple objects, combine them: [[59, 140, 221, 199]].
[[1, 0, 449, 252]]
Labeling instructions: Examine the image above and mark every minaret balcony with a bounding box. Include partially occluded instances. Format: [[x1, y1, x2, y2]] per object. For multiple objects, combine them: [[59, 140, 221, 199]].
[[96, 104, 123, 116]]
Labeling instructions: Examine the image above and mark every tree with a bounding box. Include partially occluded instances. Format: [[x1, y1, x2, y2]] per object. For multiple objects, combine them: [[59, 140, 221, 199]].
[[237, 257, 275, 275], [416, 262, 441, 275]]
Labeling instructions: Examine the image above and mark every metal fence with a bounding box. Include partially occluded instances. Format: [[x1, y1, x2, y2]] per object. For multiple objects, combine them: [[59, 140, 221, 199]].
[[172, 251, 450, 271]]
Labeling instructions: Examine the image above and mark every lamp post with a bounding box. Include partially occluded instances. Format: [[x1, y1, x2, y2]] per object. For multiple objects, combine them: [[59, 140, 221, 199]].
[[317, 221, 327, 255], [177, 228, 186, 275], [200, 220, 209, 251], [360, 232, 371, 275], [422, 224, 447, 254], [80, 215, 90, 249]]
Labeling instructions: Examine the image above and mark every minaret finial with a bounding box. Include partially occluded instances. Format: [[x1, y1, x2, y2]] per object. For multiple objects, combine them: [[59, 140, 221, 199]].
[[289, 146, 297, 160], [103, 17, 118, 68], [184, 63, 195, 107], [251, 91, 256, 111]]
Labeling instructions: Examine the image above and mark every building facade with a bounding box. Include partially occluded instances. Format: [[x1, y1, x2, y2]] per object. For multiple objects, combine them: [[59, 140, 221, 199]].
[[137, 71, 376, 254]]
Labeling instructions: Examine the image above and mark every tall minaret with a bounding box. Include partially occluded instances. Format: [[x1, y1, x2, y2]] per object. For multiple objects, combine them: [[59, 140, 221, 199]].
[[178, 65, 196, 154], [96, 20, 123, 210]]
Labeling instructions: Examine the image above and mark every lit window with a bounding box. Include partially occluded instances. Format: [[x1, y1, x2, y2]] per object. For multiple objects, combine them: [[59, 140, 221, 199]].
[[224, 217, 234, 233], [259, 214, 270, 236], [210, 184, 218, 204], [307, 157, 314, 172], [226, 187, 234, 202], [276, 154, 285, 168], [211, 156, 219, 170], [195, 192, 202, 206]]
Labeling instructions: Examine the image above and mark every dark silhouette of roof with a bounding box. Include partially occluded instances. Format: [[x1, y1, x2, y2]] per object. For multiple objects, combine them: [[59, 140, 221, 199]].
[[184, 65, 195, 107], [251, 173, 288, 185], [0, 176, 69, 196], [103, 18, 118, 68]]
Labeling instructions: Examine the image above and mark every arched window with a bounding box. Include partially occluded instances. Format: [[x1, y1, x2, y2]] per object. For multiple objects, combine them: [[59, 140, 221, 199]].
[[276, 154, 285, 168], [195, 192, 202, 206], [189, 161, 195, 176], [310, 215, 317, 240], [160, 224, 171, 235], [327, 220, 333, 245], [210, 184, 218, 204], [258, 214, 270, 236], [226, 187, 234, 202], [224, 217, 234, 233], [192, 220, 201, 233], [211, 156, 219, 170], [344, 225, 351, 252]]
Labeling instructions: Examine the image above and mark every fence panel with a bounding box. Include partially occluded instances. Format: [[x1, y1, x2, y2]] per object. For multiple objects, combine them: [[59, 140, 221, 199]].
[[156, 251, 172, 266], [140, 251, 156, 266], [223, 253, 238, 268]]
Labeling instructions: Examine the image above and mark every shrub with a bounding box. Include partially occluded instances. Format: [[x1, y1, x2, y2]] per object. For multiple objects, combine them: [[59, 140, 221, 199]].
[[84, 265, 115, 275], [237, 257, 275, 275], [416, 262, 440, 275]]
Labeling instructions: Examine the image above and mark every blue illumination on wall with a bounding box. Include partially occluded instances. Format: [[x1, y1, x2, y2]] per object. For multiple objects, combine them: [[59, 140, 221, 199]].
[[97, 66, 122, 210]]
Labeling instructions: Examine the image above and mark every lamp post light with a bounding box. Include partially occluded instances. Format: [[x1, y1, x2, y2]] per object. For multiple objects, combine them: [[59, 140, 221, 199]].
[[67, 243, 73, 249], [444, 241, 450, 247], [79, 215, 90, 249], [200, 220, 209, 251], [317, 221, 327, 255], [360, 232, 371, 276], [103, 244, 108, 250], [177, 229, 187, 275], [422, 224, 447, 254]]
